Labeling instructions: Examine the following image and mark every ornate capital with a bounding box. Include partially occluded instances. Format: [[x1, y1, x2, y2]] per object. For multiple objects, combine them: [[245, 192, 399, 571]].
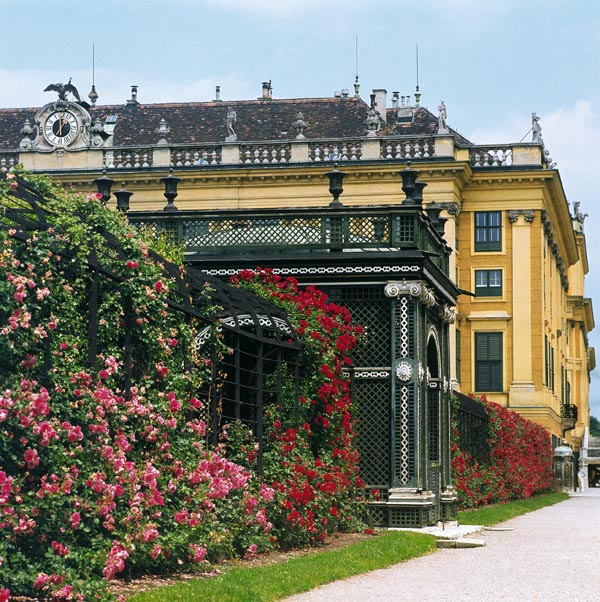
[[384, 280, 436, 307], [508, 209, 535, 223], [440, 304, 456, 324]]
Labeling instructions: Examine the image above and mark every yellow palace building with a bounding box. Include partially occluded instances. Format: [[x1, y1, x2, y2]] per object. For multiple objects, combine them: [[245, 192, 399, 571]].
[[0, 79, 594, 453]]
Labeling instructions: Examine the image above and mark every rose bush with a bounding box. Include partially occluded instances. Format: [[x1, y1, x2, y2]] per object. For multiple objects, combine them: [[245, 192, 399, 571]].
[[452, 394, 553, 508], [230, 269, 366, 549], [0, 172, 367, 600]]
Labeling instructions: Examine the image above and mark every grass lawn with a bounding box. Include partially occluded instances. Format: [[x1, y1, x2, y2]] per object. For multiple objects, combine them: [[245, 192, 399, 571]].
[[458, 491, 569, 526], [127, 491, 568, 602]]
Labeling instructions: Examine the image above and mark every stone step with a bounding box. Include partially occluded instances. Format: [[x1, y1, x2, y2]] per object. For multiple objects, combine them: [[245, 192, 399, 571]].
[[436, 537, 486, 549]]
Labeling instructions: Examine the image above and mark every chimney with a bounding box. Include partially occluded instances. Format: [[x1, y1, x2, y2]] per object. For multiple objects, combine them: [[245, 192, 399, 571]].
[[127, 85, 138, 106], [392, 91, 399, 109], [215, 85, 221, 101], [261, 80, 272, 100], [372, 89, 387, 123]]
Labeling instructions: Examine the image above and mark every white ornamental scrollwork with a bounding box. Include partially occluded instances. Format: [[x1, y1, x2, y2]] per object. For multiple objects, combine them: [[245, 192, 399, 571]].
[[418, 363, 425, 383], [443, 376, 449, 392], [384, 280, 436, 307], [396, 361, 413, 382]]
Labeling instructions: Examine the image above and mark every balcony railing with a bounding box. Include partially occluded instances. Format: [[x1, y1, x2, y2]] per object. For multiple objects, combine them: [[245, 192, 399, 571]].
[[128, 205, 449, 271]]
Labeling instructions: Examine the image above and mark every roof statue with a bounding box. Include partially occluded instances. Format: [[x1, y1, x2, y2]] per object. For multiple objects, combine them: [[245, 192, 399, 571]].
[[437, 100, 449, 134], [293, 111, 307, 139], [225, 106, 237, 142], [43, 78, 82, 103], [532, 112, 543, 144], [364, 105, 381, 137], [572, 201, 588, 226]]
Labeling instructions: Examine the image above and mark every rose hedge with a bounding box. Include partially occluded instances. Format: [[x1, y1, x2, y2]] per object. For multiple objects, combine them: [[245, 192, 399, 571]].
[[0, 172, 366, 600], [452, 394, 554, 508], [230, 269, 366, 549]]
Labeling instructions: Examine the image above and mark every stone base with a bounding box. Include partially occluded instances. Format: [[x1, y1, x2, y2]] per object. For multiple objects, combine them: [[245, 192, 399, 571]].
[[368, 488, 437, 528], [441, 486, 459, 522]]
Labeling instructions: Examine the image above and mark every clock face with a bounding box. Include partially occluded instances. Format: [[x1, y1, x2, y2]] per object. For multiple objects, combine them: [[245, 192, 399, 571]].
[[44, 111, 79, 146]]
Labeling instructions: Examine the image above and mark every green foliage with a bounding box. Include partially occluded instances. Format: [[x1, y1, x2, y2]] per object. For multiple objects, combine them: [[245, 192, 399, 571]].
[[0, 172, 270, 600], [590, 415, 600, 437]]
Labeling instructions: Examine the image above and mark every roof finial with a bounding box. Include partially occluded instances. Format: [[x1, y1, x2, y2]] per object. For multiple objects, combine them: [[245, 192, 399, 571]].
[[354, 34, 360, 98], [88, 43, 99, 107]]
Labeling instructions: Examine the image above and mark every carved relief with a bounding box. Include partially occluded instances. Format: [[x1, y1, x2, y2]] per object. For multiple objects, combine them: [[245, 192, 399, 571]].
[[508, 209, 535, 223]]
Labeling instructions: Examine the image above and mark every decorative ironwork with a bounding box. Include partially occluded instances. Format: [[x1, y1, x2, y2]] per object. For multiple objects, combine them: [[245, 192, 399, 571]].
[[354, 370, 391, 378], [204, 265, 421, 278], [455, 392, 489, 461], [127, 204, 451, 273], [396, 361, 413, 381]]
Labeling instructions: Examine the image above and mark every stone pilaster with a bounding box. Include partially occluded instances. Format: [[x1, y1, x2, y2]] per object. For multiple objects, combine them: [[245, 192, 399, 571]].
[[509, 210, 536, 403]]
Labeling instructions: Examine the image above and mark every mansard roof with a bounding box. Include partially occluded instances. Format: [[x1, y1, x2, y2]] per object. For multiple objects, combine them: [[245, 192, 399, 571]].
[[0, 94, 471, 150]]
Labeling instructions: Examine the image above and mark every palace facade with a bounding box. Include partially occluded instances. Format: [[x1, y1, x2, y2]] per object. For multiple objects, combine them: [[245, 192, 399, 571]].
[[0, 79, 594, 460]]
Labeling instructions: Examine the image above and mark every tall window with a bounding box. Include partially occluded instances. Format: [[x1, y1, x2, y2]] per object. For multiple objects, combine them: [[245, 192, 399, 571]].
[[545, 335, 555, 392], [475, 332, 503, 392], [475, 269, 502, 297], [474, 211, 502, 251], [456, 329, 461, 384]]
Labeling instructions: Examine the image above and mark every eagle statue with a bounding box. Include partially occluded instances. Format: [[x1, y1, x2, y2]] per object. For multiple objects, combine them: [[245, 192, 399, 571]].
[[44, 78, 82, 103]]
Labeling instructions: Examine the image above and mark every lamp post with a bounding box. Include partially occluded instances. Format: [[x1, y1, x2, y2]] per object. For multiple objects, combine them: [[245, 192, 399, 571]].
[[325, 164, 346, 207], [114, 182, 133, 212], [160, 168, 181, 212], [92, 170, 115, 204]]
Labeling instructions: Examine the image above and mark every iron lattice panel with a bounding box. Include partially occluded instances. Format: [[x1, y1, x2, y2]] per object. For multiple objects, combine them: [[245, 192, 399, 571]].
[[388, 507, 433, 528], [332, 287, 389, 367], [183, 217, 323, 248], [428, 465, 440, 504], [354, 379, 391, 489], [395, 384, 415, 486], [347, 216, 389, 243], [428, 388, 440, 463], [394, 215, 415, 244], [367, 505, 387, 527]]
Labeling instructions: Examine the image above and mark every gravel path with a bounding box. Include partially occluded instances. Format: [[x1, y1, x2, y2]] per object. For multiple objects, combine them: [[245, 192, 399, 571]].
[[282, 491, 600, 602]]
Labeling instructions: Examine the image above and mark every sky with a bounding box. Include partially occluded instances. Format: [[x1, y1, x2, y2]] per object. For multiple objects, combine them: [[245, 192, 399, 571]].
[[1, 0, 600, 417]]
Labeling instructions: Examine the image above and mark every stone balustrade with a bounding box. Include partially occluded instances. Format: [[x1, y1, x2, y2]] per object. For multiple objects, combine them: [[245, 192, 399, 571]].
[[381, 138, 434, 160], [0, 152, 18, 170], [309, 140, 363, 161], [11, 138, 547, 173], [240, 143, 291, 164], [104, 148, 154, 169], [470, 146, 513, 167]]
